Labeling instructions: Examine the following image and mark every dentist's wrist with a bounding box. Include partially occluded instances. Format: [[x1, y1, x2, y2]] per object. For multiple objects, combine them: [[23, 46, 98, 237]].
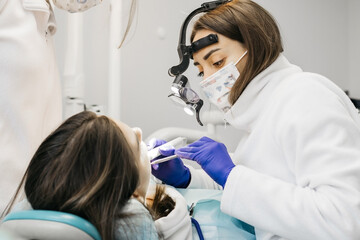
[[174, 168, 191, 188], [220, 164, 235, 188]]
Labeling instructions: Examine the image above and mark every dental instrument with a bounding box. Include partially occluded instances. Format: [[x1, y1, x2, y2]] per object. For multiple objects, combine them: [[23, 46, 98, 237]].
[[148, 137, 187, 160], [150, 155, 179, 165]]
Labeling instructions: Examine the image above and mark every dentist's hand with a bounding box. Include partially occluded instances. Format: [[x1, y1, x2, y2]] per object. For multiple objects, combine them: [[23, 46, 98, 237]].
[[175, 137, 235, 188], [149, 139, 191, 188]]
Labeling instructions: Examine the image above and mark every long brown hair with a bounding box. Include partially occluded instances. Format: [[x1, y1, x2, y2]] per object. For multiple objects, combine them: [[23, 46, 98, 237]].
[[191, 0, 283, 105], [2, 111, 174, 240]]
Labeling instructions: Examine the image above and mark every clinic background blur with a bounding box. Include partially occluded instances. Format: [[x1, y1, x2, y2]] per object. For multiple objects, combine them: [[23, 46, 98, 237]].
[[53, 0, 360, 153]]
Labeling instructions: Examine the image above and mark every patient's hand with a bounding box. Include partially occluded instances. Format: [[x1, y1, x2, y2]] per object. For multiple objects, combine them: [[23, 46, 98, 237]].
[[150, 139, 191, 188]]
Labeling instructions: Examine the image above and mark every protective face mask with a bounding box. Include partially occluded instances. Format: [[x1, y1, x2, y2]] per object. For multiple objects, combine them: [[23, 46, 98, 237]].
[[52, 0, 102, 13], [200, 51, 247, 112]]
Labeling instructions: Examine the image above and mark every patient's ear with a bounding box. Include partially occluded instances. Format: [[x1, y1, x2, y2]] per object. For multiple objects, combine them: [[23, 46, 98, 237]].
[[132, 127, 142, 143]]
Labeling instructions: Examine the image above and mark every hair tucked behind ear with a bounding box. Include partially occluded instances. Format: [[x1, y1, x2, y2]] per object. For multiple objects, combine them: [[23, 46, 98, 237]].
[[2, 111, 140, 240], [191, 0, 283, 105]]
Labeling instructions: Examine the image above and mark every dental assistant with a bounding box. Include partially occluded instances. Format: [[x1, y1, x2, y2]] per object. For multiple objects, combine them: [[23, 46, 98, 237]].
[[0, 0, 103, 212], [151, 0, 360, 239]]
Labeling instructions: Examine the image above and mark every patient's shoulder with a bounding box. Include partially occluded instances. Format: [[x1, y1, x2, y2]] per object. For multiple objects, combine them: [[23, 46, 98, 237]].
[[116, 198, 158, 240]]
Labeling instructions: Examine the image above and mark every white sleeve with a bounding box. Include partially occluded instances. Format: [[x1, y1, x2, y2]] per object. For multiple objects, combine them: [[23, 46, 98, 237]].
[[221, 80, 360, 240], [186, 165, 222, 190]]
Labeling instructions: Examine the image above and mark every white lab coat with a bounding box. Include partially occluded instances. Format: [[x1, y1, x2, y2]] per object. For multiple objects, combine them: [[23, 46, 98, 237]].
[[0, 0, 62, 211], [188, 54, 360, 239]]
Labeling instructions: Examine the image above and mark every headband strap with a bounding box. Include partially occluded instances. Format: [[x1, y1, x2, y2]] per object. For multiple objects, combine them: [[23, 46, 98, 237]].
[[190, 34, 219, 58]]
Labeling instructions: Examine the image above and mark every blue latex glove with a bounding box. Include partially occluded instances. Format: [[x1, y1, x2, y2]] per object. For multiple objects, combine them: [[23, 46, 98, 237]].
[[175, 136, 235, 188], [149, 139, 191, 188]]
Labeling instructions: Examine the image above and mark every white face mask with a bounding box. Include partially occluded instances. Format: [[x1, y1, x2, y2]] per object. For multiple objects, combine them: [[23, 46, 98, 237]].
[[52, 0, 102, 13], [199, 51, 248, 112]]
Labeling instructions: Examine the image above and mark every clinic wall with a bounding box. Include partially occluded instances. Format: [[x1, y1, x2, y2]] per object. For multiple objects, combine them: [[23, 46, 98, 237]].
[[258, 0, 349, 89], [53, 0, 355, 152], [348, 0, 360, 98]]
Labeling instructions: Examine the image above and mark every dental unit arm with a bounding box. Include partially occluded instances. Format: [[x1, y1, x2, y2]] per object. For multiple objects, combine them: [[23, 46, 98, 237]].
[[168, 0, 232, 126]]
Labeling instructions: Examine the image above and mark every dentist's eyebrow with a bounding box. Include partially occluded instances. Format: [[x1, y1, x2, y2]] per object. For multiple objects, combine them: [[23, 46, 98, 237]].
[[203, 48, 220, 60], [193, 48, 221, 66]]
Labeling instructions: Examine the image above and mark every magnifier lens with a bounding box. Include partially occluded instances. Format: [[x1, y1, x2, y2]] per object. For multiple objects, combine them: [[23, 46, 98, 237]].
[[179, 88, 200, 103], [184, 105, 194, 116], [169, 94, 187, 106], [171, 86, 179, 93]]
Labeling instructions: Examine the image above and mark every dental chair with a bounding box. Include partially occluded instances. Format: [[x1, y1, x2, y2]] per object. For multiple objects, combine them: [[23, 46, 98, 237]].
[[1, 210, 101, 240]]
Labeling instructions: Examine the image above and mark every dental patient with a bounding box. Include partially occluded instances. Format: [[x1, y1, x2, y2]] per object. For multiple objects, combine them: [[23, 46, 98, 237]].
[[1, 111, 191, 240]]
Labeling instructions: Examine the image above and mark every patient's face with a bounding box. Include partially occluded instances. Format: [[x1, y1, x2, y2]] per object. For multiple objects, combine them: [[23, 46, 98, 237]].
[[116, 120, 150, 200]]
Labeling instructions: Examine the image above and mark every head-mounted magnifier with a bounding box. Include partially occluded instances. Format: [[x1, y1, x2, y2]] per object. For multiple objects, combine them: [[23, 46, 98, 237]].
[[168, 0, 232, 126], [168, 75, 203, 123]]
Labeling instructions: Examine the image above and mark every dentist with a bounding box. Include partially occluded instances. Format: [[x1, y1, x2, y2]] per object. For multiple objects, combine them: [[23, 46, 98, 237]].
[[151, 0, 360, 239], [0, 0, 104, 212]]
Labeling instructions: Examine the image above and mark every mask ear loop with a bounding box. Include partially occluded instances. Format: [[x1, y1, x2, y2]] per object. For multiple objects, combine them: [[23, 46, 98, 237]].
[[234, 50, 248, 66]]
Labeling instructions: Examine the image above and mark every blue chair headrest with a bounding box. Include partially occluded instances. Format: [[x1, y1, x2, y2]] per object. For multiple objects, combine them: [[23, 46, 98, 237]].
[[2, 210, 101, 240]]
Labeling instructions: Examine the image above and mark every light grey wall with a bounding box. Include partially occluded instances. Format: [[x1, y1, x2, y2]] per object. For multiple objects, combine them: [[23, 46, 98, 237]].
[[53, 0, 358, 152], [260, 0, 349, 89], [348, 0, 360, 98]]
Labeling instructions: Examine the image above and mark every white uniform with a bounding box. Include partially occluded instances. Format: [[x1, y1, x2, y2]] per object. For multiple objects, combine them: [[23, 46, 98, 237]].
[[188, 55, 360, 239], [0, 0, 61, 211]]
